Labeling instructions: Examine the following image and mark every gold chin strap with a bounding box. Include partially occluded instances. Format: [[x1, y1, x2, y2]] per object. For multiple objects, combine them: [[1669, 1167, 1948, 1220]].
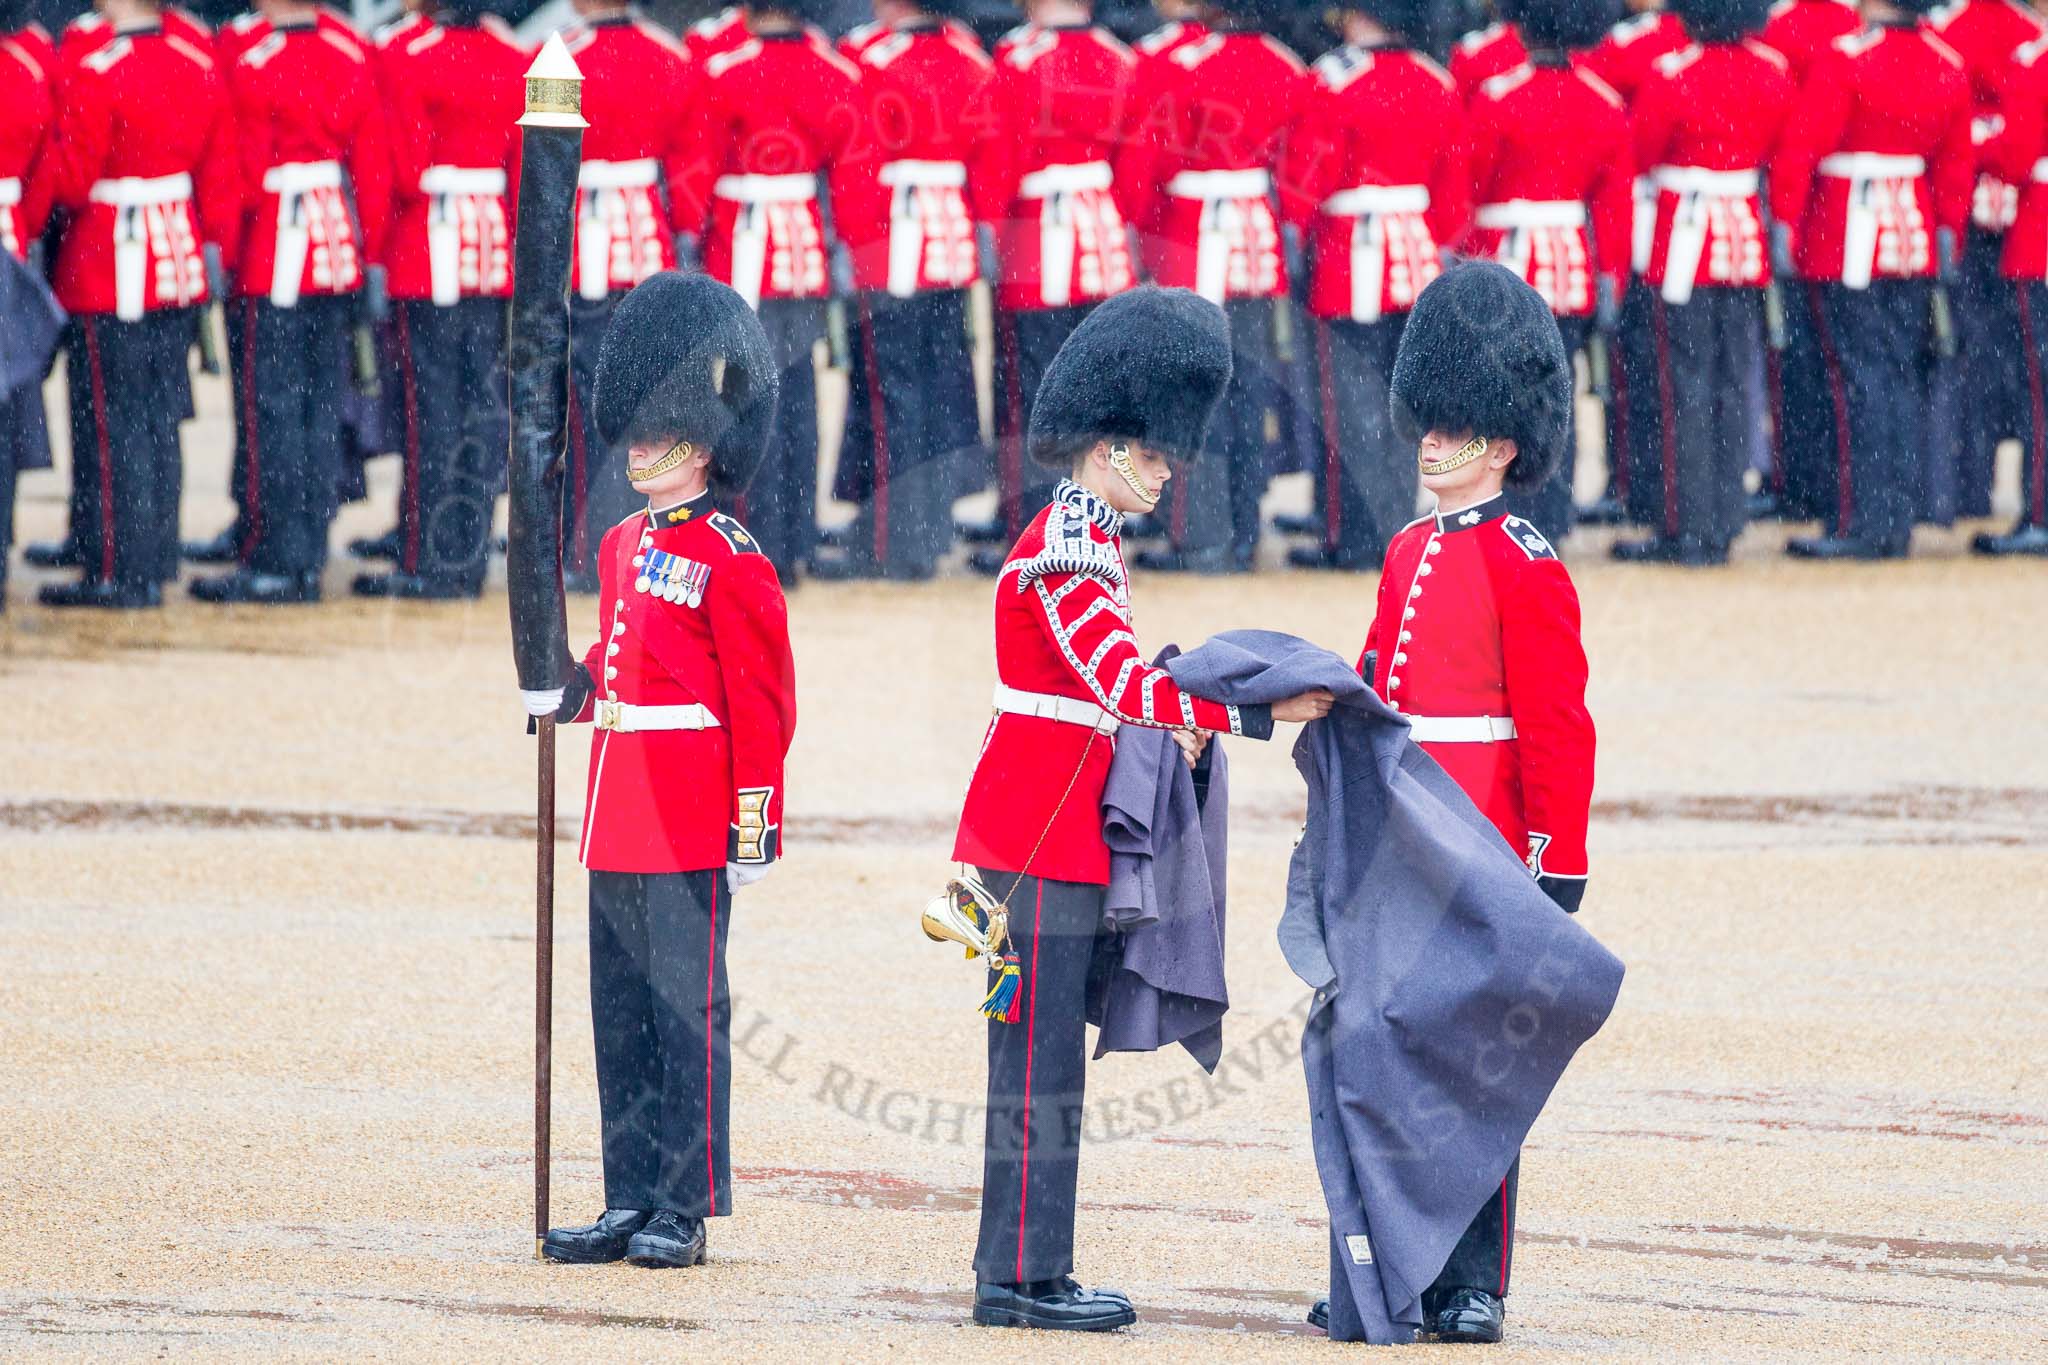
[[1419, 434, 1488, 476], [1108, 442, 1160, 506], [628, 438, 695, 484]]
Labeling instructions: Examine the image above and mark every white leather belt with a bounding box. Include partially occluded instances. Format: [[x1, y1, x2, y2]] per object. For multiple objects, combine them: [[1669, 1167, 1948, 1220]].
[[89, 171, 194, 208], [1166, 167, 1270, 199], [1020, 160, 1112, 198], [2030, 157, 2048, 184], [1652, 166, 1759, 196], [1818, 153, 1925, 180], [579, 157, 660, 191], [1322, 183, 1428, 216], [262, 159, 344, 195], [420, 165, 507, 195], [0, 177, 22, 207], [880, 158, 967, 188], [714, 172, 817, 203], [1405, 714, 1517, 744], [992, 684, 1120, 735], [1475, 200, 1586, 230], [593, 700, 721, 733]]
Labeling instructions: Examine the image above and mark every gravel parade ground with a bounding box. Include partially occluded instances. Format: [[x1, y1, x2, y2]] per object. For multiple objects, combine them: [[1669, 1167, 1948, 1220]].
[[2, 386, 2044, 1361]]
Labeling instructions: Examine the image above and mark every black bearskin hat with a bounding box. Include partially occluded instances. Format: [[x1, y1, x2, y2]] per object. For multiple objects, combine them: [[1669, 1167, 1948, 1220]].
[[748, 0, 843, 26], [1344, 0, 1439, 45], [1670, 0, 1772, 42], [0, 0, 37, 30], [438, 0, 517, 23], [595, 272, 781, 498], [1390, 260, 1572, 492], [1889, 0, 1948, 11], [1506, 0, 1621, 51], [1028, 286, 1234, 468], [1205, 0, 1296, 31]]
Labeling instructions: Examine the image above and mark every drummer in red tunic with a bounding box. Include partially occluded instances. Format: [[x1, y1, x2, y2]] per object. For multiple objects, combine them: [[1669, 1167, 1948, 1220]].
[[1338, 259, 1596, 1345], [953, 285, 1333, 1332]]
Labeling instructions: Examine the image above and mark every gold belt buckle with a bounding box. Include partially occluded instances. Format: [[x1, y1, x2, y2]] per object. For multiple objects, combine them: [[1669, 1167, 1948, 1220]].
[[595, 699, 624, 732]]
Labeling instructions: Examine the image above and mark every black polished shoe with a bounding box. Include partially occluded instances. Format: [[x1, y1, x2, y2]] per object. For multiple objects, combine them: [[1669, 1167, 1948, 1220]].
[[181, 528, 243, 564], [1576, 495, 1627, 526], [350, 570, 479, 600], [805, 553, 878, 582], [541, 1208, 650, 1264], [1133, 546, 1233, 574], [972, 1277, 1137, 1331], [967, 546, 1010, 577], [23, 538, 79, 569], [1425, 1287, 1505, 1344], [190, 568, 320, 604], [1786, 533, 1892, 561], [1972, 523, 2048, 556], [563, 567, 599, 595], [623, 1210, 706, 1268], [1611, 536, 1725, 566], [1287, 544, 1374, 571], [956, 517, 1009, 545], [1308, 1298, 1330, 1332], [1746, 489, 1783, 521], [37, 578, 161, 609], [347, 528, 401, 561], [1271, 510, 1322, 537]]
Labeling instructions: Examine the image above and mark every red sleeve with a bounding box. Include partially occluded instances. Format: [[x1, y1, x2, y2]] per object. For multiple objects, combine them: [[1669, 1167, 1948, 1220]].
[[660, 52, 701, 237], [966, 60, 1019, 224], [708, 551, 797, 865], [43, 63, 112, 210], [1427, 90, 1473, 247], [1930, 75, 1976, 240], [1989, 56, 2045, 188], [1630, 70, 1679, 174], [1587, 104, 1633, 287], [1114, 56, 1175, 233], [1500, 559, 1595, 884], [1461, 99, 1502, 251], [669, 80, 723, 238], [16, 63, 56, 238], [1275, 80, 1333, 232], [379, 49, 428, 207], [1024, 568, 1249, 734], [1769, 47, 1853, 251]]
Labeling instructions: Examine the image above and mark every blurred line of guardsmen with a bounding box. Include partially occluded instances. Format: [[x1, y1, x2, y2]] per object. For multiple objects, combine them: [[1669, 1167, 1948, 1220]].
[[5, 0, 2047, 611]]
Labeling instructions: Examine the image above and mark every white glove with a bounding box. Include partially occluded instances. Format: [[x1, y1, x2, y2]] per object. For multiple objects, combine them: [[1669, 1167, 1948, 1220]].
[[726, 862, 770, 892], [521, 687, 565, 718]]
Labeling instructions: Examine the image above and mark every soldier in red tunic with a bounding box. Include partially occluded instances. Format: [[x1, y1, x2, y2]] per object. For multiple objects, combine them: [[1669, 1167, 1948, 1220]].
[[1463, 0, 1631, 543], [36, 0, 239, 609], [1610, 0, 1797, 565], [529, 272, 797, 1271], [672, 0, 859, 584], [814, 0, 991, 581], [1117, 0, 1310, 574], [1278, 0, 1470, 570], [555, 0, 697, 592], [352, 0, 526, 599], [953, 286, 1332, 1331], [186, 0, 391, 604], [1, 0, 54, 601], [1771, 0, 1972, 559], [960, 0, 1143, 568], [1978, 18, 2048, 554], [1330, 259, 1594, 1344]]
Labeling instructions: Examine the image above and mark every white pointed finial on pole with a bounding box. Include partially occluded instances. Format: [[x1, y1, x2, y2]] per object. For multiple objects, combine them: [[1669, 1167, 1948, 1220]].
[[519, 32, 588, 129]]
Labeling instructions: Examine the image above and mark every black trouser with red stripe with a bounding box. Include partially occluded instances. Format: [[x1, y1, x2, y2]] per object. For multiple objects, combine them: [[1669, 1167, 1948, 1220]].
[[65, 309, 190, 589], [838, 289, 979, 577], [1306, 314, 1410, 569], [564, 292, 638, 582], [1508, 315, 1586, 546], [394, 297, 507, 589], [587, 867, 734, 1218], [1640, 288, 1765, 554], [1952, 227, 2024, 519], [745, 299, 826, 580], [994, 305, 1092, 543], [231, 295, 351, 578], [1429, 1157, 1518, 1302], [2008, 281, 2048, 533], [1613, 282, 1658, 523], [1814, 280, 1934, 550], [973, 869, 1104, 1286], [1170, 297, 1276, 568]]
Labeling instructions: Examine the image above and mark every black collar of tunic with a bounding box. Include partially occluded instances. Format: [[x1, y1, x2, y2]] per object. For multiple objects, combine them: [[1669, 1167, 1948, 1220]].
[[1434, 493, 1509, 535], [649, 490, 713, 526], [1055, 478, 1126, 540]]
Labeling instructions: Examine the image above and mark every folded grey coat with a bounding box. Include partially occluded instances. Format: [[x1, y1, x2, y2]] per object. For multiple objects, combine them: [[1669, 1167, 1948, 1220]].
[[1163, 629, 1626, 1343]]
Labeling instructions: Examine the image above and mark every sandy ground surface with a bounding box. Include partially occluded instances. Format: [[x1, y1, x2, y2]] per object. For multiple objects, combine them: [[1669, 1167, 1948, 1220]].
[[1, 367, 2046, 1361]]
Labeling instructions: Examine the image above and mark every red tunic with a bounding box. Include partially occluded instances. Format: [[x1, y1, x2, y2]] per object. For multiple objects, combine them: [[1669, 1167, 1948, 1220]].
[[1631, 39, 1798, 301], [562, 15, 695, 300], [954, 480, 1253, 885], [41, 24, 239, 317], [1580, 9, 1690, 102], [1278, 42, 1469, 323], [1360, 495, 1594, 901], [1449, 20, 1525, 101], [56, 4, 213, 81], [1989, 31, 2048, 277], [1762, 0, 1863, 84], [676, 27, 859, 308], [224, 18, 392, 302], [838, 14, 978, 63], [1770, 24, 1972, 286], [213, 6, 364, 67], [0, 29, 52, 261], [1465, 58, 1633, 315], [570, 496, 797, 875], [1119, 29, 1311, 303], [1925, 0, 2047, 231], [379, 18, 527, 303], [969, 23, 1140, 311], [828, 20, 991, 296]]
